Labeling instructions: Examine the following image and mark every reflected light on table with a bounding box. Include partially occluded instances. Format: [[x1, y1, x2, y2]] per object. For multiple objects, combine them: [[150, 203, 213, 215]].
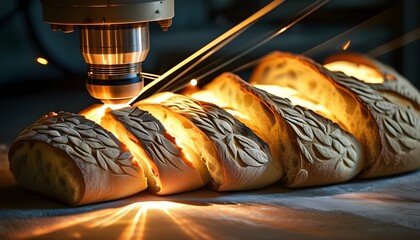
[[4, 201, 222, 239], [3, 198, 379, 239], [4, 200, 215, 240]]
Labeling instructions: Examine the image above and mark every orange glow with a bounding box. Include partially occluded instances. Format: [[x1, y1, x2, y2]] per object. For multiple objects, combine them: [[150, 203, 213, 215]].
[[37, 57, 48, 65], [190, 79, 198, 87], [342, 40, 351, 51], [1, 201, 189, 239], [3, 200, 365, 239], [174, 137, 193, 165], [190, 91, 217, 103], [140, 92, 175, 104], [80, 104, 128, 124], [253, 85, 332, 117], [80, 104, 163, 184], [190, 91, 252, 121], [324, 61, 384, 84]]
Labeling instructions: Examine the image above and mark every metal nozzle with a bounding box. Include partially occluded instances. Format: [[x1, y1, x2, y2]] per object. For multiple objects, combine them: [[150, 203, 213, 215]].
[[81, 24, 150, 104], [41, 0, 174, 104]]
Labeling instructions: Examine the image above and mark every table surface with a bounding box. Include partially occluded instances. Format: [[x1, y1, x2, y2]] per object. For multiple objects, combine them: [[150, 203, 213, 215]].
[[0, 145, 419, 240]]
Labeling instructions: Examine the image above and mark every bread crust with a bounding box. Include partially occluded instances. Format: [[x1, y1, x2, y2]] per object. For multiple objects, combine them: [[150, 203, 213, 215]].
[[102, 107, 205, 195], [137, 94, 280, 191], [324, 52, 420, 109], [250, 52, 420, 178], [8, 112, 147, 205], [199, 73, 363, 187]]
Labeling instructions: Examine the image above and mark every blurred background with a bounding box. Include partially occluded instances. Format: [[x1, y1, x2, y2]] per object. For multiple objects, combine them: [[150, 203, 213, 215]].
[[0, 0, 419, 144]]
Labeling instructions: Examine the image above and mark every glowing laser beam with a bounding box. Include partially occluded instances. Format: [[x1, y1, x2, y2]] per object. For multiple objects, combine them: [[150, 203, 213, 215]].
[[142, 72, 161, 80], [169, 0, 329, 94], [129, 0, 286, 103], [302, 7, 396, 57], [191, 0, 329, 83], [233, 6, 397, 74], [368, 27, 420, 57]]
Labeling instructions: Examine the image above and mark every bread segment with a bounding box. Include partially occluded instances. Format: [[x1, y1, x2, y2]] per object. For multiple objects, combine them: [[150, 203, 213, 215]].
[[191, 73, 363, 187], [250, 52, 420, 178], [136, 93, 280, 191], [324, 52, 420, 110], [100, 107, 205, 195], [8, 112, 147, 206]]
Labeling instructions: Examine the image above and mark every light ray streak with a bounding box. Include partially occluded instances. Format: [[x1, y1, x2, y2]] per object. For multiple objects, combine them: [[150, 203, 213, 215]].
[[368, 27, 420, 57], [169, 0, 329, 94], [128, 0, 286, 103], [232, 6, 396, 74], [143, 76, 156, 81], [302, 7, 395, 57], [141, 72, 161, 81], [141, 72, 160, 78], [156, 27, 250, 93], [119, 203, 148, 240], [87, 203, 137, 228], [159, 208, 215, 240], [5, 205, 133, 239], [231, 57, 262, 74]]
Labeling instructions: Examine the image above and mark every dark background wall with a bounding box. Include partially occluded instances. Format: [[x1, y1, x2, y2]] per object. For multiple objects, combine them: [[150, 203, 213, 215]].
[[0, 0, 419, 144]]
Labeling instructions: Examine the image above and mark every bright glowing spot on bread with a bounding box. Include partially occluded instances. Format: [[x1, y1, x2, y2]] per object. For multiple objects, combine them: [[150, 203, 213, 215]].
[[105, 104, 129, 110], [324, 61, 384, 84], [190, 79, 198, 86], [80, 105, 108, 124], [253, 85, 332, 117], [191, 90, 252, 121], [80, 104, 128, 124], [190, 90, 227, 107], [37, 57, 48, 65], [142, 92, 176, 104], [342, 40, 351, 51], [173, 137, 193, 164], [225, 109, 251, 121]]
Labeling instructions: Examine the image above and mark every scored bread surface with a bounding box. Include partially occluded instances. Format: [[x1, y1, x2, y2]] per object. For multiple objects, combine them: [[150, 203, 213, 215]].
[[8, 112, 147, 205], [194, 73, 363, 187], [137, 93, 280, 191], [323, 52, 420, 109], [101, 107, 205, 195], [8, 51, 420, 205], [250, 51, 420, 178]]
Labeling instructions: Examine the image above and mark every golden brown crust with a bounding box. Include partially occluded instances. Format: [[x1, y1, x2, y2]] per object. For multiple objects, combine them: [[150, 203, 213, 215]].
[[103, 107, 205, 195], [200, 73, 363, 187], [331, 71, 420, 177], [8, 112, 147, 205], [137, 94, 279, 191], [250, 51, 420, 178], [324, 52, 420, 109]]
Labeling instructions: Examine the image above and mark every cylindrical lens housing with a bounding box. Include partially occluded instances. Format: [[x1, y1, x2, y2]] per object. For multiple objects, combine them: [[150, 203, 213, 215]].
[[80, 24, 150, 104]]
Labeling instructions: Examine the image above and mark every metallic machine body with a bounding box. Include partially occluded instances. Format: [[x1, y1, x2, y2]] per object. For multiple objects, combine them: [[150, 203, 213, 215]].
[[41, 0, 174, 104]]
